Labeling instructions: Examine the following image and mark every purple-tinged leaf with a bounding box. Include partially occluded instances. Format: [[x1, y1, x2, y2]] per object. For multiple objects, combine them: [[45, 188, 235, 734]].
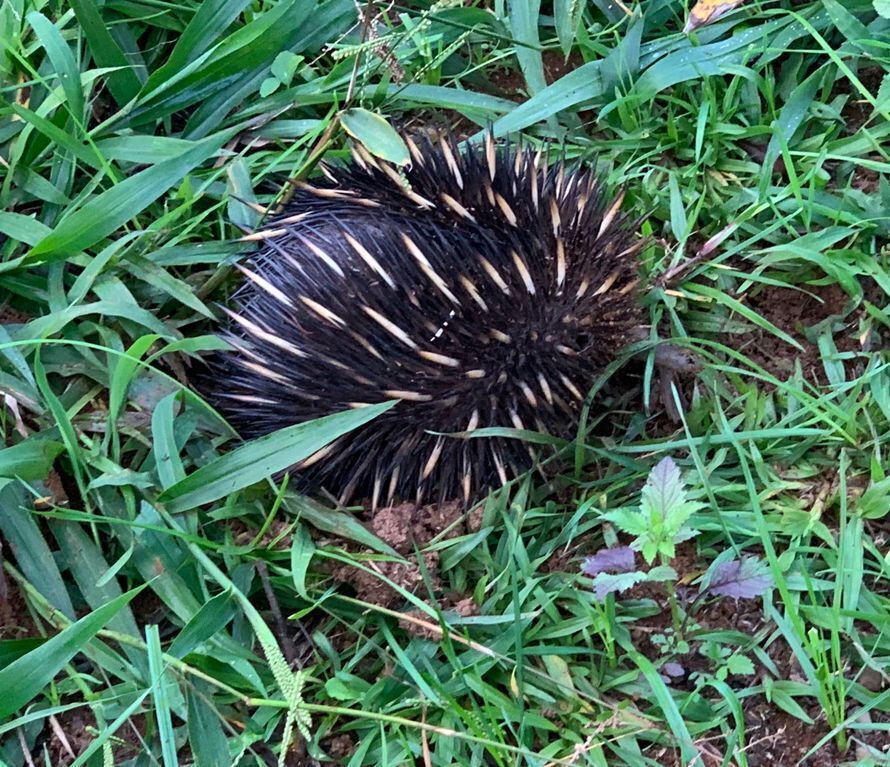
[[639, 457, 704, 540], [647, 457, 684, 512], [705, 557, 773, 599], [698, 222, 739, 258], [591, 571, 646, 601], [661, 662, 685, 678], [581, 546, 635, 576]]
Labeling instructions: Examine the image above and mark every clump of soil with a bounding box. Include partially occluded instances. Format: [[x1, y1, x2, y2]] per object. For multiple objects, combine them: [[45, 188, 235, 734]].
[[0, 305, 30, 325], [742, 705, 890, 766], [44, 710, 97, 766], [398, 596, 477, 641], [330, 501, 466, 608], [323, 733, 356, 764], [0, 545, 40, 639], [735, 282, 870, 384], [225, 516, 293, 550], [542, 50, 587, 85], [849, 164, 882, 194], [477, 49, 587, 104], [640, 610, 890, 766], [14, 679, 147, 766]]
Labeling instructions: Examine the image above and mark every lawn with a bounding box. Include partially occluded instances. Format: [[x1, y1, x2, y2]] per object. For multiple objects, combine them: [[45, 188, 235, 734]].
[[1, 0, 889, 765]]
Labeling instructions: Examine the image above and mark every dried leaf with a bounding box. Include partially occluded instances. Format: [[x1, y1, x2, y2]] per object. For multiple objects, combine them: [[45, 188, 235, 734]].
[[684, 0, 749, 33]]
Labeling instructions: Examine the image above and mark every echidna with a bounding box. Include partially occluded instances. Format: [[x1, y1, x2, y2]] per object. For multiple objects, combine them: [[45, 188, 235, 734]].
[[204, 133, 645, 506]]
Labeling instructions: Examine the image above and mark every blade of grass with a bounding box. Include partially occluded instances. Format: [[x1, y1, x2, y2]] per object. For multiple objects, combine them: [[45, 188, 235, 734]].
[[148, 0, 253, 85], [0, 585, 144, 719], [69, 0, 143, 106], [158, 400, 397, 513], [146, 623, 178, 767], [507, 0, 546, 96], [187, 681, 231, 766], [26, 12, 86, 122], [0, 440, 64, 480], [151, 392, 186, 490], [0, 482, 76, 619], [26, 130, 235, 261], [629, 652, 701, 765]]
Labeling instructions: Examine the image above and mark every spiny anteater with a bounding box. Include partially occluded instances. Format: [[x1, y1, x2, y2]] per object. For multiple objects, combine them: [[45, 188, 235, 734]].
[[204, 132, 645, 507]]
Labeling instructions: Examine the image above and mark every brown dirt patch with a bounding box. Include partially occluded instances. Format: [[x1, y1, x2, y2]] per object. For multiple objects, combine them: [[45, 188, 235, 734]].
[[29, 468, 71, 513], [743, 705, 890, 766], [399, 110, 478, 142], [824, 151, 885, 196], [836, 66, 885, 134], [322, 733, 356, 764], [466, 503, 484, 532], [608, 540, 765, 685], [541, 547, 574, 574], [479, 49, 586, 103], [367, 500, 463, 551], [44, 709, 96, 766], [330, 501, 466, 607], [30, 707, 148, 765], [128, 586, 168, 628], [398, 595, 477, 640], [734, 282, 865, 383], [641, 617, 890, 766], [648, 709, 890, 767], [542, 49, 586, 84], [0, 552, 150, 764], [0, 548, 40, 639], [225, 516, 293, 550], [740, 621, 890, 765], [485, 64, 526, 101], [630, 565, 890, 767], [0, 305, 30, 325], [398, 50, 590, 142], [849, 164, 881, 194]]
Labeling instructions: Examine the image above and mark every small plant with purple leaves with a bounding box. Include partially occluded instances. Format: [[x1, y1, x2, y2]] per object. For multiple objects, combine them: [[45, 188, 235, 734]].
[[582, 458, 774, 647]]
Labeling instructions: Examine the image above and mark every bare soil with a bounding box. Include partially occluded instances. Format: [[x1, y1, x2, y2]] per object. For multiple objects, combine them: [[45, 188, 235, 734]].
[[837, 66, 885, 135], [329, 501, 466, 608], [0, 550, 39, 639], [43, 711, 148, 766], [556, 527, 890, 767], [734, 282, 873, 384]]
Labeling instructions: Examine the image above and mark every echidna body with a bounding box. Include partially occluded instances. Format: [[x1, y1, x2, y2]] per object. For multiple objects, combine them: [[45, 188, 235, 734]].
[[206, 134, 644, 506]]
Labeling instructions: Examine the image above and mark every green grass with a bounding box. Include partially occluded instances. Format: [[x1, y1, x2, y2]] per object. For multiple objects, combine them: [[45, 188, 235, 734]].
[[1, 0, 889, 765]]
